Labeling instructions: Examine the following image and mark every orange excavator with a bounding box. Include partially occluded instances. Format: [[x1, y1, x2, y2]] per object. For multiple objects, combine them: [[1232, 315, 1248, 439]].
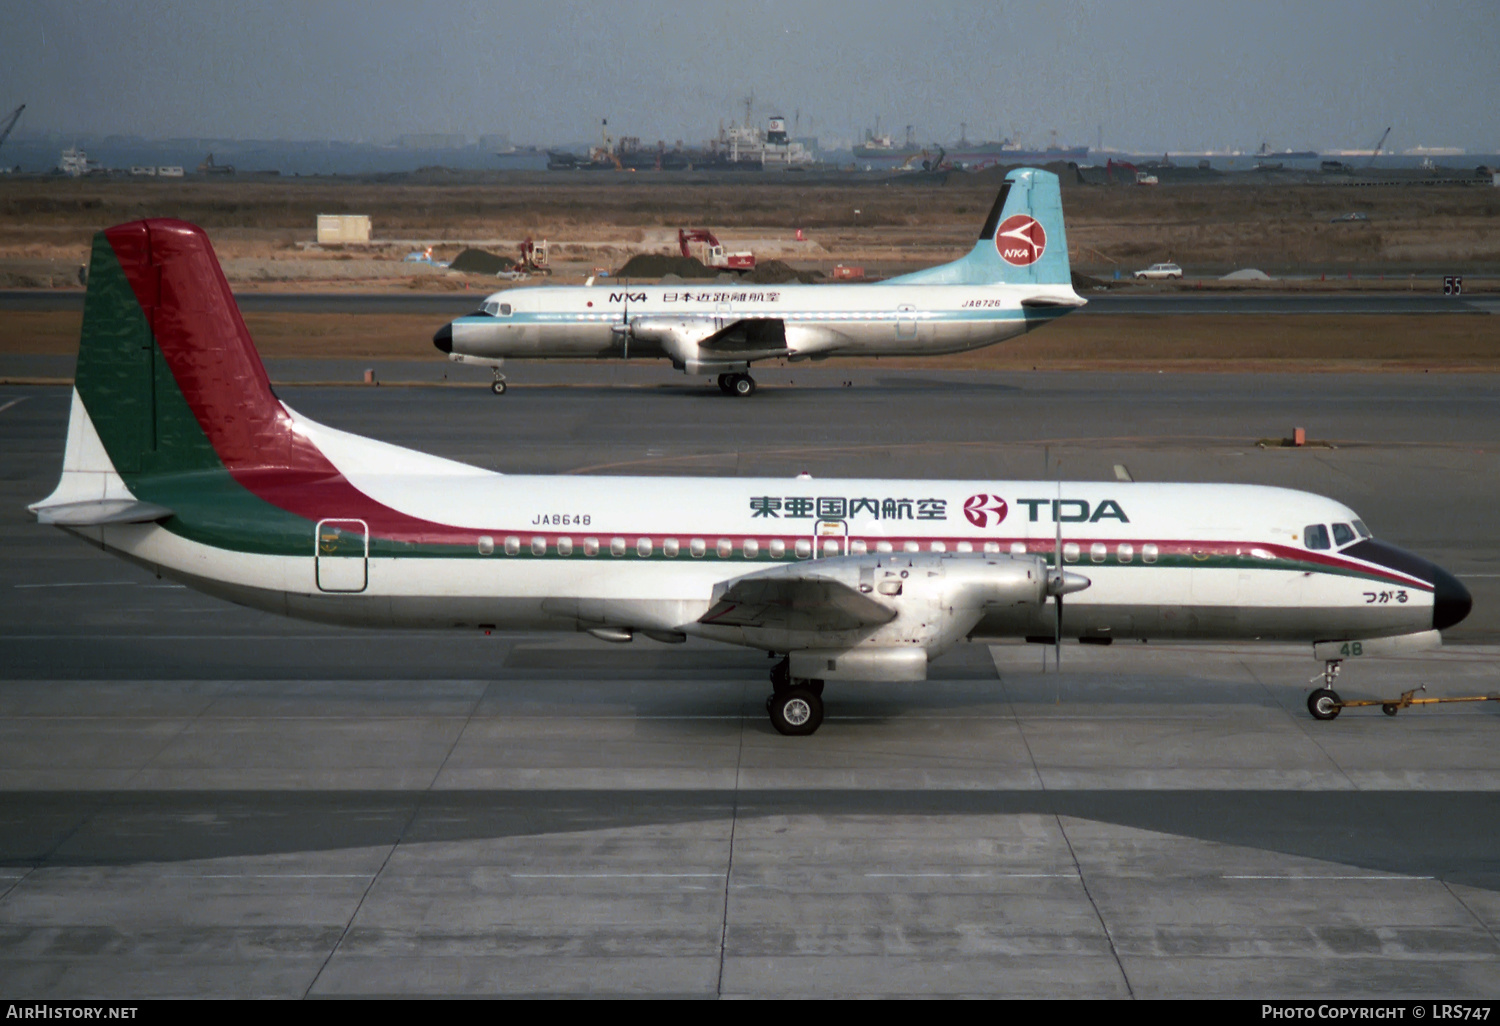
[[677, 229, 755, 272]]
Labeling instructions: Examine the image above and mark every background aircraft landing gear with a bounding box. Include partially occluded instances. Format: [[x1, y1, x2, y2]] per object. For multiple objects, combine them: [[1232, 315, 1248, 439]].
[[767, 687, 824, 736], [717, 373, 756, 397], [489, 370, 508, 396]]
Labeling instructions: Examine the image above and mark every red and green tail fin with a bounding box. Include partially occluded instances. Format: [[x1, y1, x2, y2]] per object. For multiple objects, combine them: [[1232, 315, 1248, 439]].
[[75, 219, 317, 477], [37, 219, 460, 556]]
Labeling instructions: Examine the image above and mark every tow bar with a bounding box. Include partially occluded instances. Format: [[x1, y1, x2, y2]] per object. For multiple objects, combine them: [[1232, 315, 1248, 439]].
[[1308, 684, 1500, 720]]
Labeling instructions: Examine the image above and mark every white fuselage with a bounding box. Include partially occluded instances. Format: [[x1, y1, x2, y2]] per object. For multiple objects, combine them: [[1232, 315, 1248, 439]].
[[442, 281, 1082, 365], [64, 396, 1439, 650]]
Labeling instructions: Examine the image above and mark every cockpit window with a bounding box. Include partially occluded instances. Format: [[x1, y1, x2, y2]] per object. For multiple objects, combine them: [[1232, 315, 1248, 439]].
[[500, 303, 512, 316], [479, 301, 513, 317], [1304, 524, 1331, 550], [1332, 523, 1355, 547], [1352, 519, 1371, 539]]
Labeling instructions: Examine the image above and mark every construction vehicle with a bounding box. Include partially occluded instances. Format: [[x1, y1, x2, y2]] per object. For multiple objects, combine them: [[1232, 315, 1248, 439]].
[[1105, 157, 1138, 184], [518, 237, 550, 274], [678, 229, 755, 272]]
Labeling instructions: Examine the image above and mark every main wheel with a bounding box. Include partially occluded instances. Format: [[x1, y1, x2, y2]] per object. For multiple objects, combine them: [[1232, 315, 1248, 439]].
[[1382, 703, 1399, 717], [730, 374, 756, 398], [768, 687, 823, 736], [1308, 688, 1342, 721], [717, 373, 734, 394], [491, 380, 507, 395]]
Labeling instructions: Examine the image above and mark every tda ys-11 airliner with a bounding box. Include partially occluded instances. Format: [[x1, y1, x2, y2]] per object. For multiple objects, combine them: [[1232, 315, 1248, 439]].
[[433, 167, 1086, 396], [34, 219, 1471, 735]]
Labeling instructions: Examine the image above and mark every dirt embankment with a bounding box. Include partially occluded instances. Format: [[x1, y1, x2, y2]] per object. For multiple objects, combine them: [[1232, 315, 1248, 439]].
[[3, 176, 1496, 288]]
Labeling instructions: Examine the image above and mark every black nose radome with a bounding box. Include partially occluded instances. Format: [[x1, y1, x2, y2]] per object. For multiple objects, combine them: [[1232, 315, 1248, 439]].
[[432, 323, 453, 354], [1431, 565, 1473, 632]]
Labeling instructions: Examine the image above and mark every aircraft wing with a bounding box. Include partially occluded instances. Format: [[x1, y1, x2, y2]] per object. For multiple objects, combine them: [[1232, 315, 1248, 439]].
[[698, 317, 792, 356], [699, 569, 896, 632]]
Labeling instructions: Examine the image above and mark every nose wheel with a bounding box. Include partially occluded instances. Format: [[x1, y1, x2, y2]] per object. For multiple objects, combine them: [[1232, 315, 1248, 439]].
[[717, 373, 756, 397], [1307, 688, 1343, 720], [1307, 659, 1342, 720], [489, 370, 508, 396]]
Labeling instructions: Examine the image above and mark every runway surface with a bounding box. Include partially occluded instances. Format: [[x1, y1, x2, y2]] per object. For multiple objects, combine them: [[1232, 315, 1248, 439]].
[[1, 288, 1495, 317], [2, 372, 1497, 997]]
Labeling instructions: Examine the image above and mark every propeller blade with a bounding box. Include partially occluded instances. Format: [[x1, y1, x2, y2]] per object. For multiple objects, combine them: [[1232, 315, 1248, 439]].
[[1053, 473, 1063, 674], [1055, 593, 1062, 674]]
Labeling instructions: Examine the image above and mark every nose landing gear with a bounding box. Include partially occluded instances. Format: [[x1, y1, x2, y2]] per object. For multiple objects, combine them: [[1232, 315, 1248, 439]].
[[489, 369, 508, 395], [1307, 659, 1343, 720]]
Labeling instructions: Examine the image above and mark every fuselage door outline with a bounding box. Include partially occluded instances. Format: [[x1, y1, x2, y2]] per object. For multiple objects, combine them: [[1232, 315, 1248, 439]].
[[315, 518, 369, 593], [813, 518, 849, 559]]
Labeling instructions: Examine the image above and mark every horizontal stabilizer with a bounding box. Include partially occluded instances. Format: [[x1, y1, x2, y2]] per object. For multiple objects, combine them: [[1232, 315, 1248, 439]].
[[700, 570, 896, 632], [32, 498, 174, 526], [1020, 295, 1087, 309]]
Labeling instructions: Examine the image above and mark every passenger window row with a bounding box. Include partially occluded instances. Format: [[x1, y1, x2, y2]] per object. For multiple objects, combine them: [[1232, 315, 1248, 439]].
[[470, 536, 1163, 563], [1060, 542, 1160, 564]]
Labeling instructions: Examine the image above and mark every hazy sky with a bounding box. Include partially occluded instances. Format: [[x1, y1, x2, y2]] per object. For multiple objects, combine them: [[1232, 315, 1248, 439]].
[[3, 0, 1497, 151]]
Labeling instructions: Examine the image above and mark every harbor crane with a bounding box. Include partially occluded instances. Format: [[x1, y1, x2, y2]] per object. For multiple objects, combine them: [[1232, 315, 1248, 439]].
[[0, 104, 24, 157]]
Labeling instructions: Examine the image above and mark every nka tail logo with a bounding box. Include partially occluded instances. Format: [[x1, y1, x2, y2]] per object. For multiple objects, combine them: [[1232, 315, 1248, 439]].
[[963, 494, 1009, 528], [995, 214, 1046, 266]]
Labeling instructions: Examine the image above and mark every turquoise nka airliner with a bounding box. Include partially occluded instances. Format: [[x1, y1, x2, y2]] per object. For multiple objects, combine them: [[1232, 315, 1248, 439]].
[[434, 168, 1085, 396]]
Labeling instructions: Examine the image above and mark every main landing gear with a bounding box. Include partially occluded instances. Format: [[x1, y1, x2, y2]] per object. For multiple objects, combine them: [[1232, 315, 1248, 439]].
[[1307, 659, 1343, 720], [489, 368, 508, 395], [717, 372, 756, 398], [767, 655, 825, 736]]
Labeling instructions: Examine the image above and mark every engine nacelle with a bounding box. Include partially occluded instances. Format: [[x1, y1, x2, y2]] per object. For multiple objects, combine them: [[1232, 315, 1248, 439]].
[[859, 552, 1051, 657], [627, 316, 844, 375], [627, 316, 730, 371]]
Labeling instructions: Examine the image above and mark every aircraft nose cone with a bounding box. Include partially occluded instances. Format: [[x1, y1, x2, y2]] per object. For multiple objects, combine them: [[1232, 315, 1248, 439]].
[[432, 323, 453, 354], [1431, 565, 1473, 631]]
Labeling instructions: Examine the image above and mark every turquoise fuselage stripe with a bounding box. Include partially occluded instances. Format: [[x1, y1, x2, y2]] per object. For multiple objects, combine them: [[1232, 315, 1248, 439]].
[[452, 308, 1048, 328]]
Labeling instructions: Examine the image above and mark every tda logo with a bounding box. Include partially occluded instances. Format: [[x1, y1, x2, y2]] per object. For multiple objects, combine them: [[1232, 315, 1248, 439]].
[[994, 214, 1046, 266], [963, 494, 1008, 528], [1016, 498, 1130, 523]]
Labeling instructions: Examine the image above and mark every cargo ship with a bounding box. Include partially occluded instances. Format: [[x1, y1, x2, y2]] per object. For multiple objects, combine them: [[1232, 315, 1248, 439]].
[[852, 124, 1087, 166], [1256, 142, 1319, 160], [547, 116, 815, 172]]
